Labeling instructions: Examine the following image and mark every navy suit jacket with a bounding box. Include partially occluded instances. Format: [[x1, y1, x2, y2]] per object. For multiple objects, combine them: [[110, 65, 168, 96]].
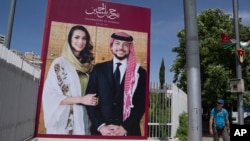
[[86, 60, 146, 136]]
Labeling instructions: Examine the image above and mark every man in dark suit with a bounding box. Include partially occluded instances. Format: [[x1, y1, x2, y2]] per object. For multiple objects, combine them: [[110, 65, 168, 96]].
[[86, 31, 146, 136]]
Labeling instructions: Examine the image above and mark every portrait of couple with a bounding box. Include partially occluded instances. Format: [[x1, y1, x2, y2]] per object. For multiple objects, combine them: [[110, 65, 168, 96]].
[[38, 22, 148, 138]]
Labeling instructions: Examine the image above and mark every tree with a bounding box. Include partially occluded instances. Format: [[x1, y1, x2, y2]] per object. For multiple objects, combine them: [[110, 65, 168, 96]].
[[171, 8, 250, 112], [159, 58, 165, 89]]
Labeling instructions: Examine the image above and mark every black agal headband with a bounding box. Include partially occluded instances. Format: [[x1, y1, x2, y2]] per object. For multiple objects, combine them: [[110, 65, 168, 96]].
[[111, 33, 133, 41]]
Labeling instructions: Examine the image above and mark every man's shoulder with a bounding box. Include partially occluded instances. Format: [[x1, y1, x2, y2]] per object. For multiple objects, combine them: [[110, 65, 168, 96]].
[[222, 108, 229, 113], [210, 108, 215, 113], [222, 108, 227, 111], [138, 65, 146, 73], [212, 107, 227, 113], [95, 60, 112, 67], [90, 61, 112, 73]]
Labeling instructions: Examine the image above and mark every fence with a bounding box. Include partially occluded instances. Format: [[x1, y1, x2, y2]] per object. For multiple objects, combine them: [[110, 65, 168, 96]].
[[149, 82, 187, 140], [0, 44, 41, 141], [0, 44, 187, 140]]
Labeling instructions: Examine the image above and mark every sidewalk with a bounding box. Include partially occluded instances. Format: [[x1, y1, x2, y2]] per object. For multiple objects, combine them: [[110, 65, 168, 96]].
[[202, 136, 213, 141], [202, 118, 213, 141]]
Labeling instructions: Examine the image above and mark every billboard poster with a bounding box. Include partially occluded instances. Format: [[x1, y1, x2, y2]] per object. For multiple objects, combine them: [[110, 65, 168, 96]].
[[35, 0, 150, 139]]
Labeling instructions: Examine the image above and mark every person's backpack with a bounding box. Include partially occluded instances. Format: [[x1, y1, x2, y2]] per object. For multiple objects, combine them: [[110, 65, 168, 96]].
[[212, 108, 227, 129]]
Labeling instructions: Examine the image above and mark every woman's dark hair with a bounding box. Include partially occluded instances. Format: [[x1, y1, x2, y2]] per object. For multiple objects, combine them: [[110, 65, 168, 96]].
[[67, 25, 94, 63]]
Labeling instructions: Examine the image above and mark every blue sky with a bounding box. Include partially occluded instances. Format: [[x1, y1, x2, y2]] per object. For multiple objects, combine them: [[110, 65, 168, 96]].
[[0, 0, 250, 83]]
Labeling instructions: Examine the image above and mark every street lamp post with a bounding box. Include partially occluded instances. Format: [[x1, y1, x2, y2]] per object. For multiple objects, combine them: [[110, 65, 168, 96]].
[[232, 0, 244, 125], [183, 0, 202, 141], [4, 0, 16, 49]]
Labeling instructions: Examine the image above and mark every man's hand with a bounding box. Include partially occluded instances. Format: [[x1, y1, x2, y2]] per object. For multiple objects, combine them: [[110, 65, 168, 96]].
[[108, 125, 127, 136], [99, 125, 112, 136]]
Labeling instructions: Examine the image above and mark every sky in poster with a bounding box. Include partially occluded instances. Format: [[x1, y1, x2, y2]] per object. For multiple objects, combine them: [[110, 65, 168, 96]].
[[0, 0, 249, 83]]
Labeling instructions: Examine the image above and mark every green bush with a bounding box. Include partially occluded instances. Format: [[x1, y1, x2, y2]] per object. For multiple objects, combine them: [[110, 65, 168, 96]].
[[175, 112, 188, 141]]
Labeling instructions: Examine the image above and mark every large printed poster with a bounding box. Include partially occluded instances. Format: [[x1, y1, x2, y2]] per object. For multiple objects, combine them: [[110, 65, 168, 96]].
[[35, 0, 150, 139]]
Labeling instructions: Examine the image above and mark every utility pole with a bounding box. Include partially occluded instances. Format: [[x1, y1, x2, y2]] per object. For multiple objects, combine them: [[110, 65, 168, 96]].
[[232, 0, 244, 125], [4, 0, 16, 49], [183, 0, 202, 141]]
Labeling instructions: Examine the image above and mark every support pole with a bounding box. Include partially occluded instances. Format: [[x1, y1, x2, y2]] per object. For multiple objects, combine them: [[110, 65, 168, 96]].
[[4, 0, 16, 49], [183, 0, 202, 140], [232, 0, 244, 125]]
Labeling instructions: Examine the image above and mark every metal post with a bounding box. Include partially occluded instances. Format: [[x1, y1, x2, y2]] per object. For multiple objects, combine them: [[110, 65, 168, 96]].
[[183, 0, 202, 141], [232, 0, 244, 125], [4, 0, 16, 49]]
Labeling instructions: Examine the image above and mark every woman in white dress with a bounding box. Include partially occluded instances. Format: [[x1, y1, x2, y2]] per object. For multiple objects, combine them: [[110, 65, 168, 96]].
[[42, 25, 98, 135]]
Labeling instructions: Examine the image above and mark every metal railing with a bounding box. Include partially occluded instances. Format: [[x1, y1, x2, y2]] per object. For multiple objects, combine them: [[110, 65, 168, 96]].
[[148, 82, 187, 140]]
